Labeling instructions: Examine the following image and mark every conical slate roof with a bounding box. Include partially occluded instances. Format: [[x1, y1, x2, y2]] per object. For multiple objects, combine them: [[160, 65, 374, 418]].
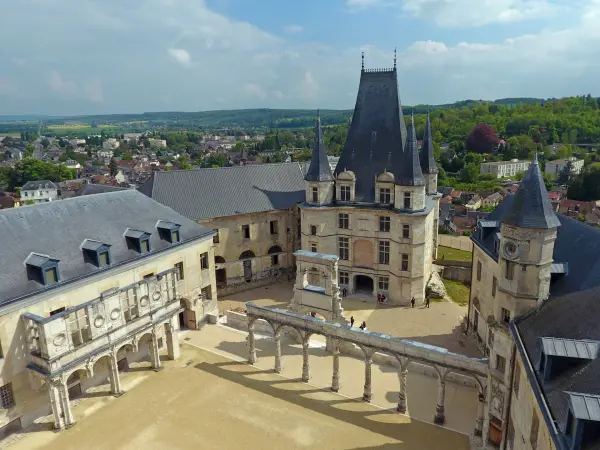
[[305, 111, 333, 182], [334, 65, 409, 201], [394, 113, 425, 186], [502, 154, 561, 229], [419, 114, 438, 174]]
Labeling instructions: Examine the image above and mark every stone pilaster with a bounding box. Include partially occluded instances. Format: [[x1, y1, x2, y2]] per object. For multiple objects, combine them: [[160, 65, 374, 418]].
[[301, 336, 310, 382], [331, 339, 340, 392], [274, 331, 282, 374]]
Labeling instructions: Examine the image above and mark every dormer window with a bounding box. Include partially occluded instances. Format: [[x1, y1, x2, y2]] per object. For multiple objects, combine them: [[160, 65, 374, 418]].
[[156, 220, 181, 244], [124, 229, 152, 254], [81, 239, 112, 267], [403, 192, 411, 209], [312, 187, 318, 202], [379, 188, 391, 204], [25, 253, 61, 286], [340, 186, 350, 201]]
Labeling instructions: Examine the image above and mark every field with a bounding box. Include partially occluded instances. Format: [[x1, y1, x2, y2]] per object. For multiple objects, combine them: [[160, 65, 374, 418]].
[[443, 280, 471, 306], [437, 246, 473, 262]]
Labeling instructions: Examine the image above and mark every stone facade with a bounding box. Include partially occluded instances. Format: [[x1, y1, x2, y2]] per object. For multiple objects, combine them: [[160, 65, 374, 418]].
[[200, 207, 300, 295], [0, 236, 215, 433]]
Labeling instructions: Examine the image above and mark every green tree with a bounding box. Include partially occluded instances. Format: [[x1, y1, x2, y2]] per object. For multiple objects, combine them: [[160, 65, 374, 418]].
[[109, 158, 118, 176], [121, 153, 133, 161], [459, 164, 479, 183]]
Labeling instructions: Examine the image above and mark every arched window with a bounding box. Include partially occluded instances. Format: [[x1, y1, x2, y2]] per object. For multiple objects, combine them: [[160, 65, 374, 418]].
[[268, 245, 282, 254], [268, 246, 283, 266], [239, 250, 256, 260], [215, 256, 226, 264]]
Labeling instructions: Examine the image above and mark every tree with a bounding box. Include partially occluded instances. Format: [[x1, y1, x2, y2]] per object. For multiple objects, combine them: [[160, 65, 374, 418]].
[[109, 158, 118, 177], [568, 163, 600, 201], [41, 138, 51, 148], [466, 124, 500, 154], [121, 153, 133, 161], [459, 164, 479, 183], [557, 159, 575, 185]]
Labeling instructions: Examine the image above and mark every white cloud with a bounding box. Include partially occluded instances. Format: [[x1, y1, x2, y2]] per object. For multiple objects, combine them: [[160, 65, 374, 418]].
[[243, 83, 268, 100], [168, 48, 192, 66], [273, 90, 285, 100], [47, 71, 103, 102], [346, 0, 384, 11], [48, 71, 78, 95], [0, 78, 17, 95], [284, 25, 303, 33]]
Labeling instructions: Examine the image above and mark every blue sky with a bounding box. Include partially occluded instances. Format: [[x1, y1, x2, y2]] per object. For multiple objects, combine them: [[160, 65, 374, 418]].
[[0, 0, 599, 115]]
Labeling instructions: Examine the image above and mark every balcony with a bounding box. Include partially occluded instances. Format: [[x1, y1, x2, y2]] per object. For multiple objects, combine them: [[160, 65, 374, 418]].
[[23, 269, 180, 376]]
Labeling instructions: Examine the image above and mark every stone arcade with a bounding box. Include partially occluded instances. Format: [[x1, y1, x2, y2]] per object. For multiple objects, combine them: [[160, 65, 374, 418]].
[[300, 56, 441, 306]]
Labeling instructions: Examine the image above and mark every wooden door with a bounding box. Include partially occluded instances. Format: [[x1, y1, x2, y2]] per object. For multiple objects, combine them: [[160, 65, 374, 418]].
[[186, 309, 197, 330]]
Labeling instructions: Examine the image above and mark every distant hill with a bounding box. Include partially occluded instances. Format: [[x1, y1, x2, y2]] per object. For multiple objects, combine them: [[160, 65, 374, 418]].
[[0, 115, 61, 122]]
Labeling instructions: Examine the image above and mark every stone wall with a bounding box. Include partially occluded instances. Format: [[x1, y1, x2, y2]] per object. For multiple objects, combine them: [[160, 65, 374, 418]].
[[441, 266, 472, 284], [439, 235, 474, 252]]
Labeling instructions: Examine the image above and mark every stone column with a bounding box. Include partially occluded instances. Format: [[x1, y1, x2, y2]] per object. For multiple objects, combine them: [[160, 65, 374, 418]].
[[166, 320, 180, 360], [301, 336, 310, 382], [397, 367, 408, 413], [48, 382, 64, 430], [150, 331, 162, 371], [434, 377, 447, 424], [331, 339, 340, 392], [59, 380, 75, 427], [363, 353, 373, 402], [108, 353, 123, 396], [274, 330, 282, 374], [248, 320, 257, 365], [474, 389, 485, 436]]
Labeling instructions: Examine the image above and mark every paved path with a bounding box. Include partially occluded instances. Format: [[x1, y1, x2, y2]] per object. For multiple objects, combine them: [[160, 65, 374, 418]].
[[218, 283, 481, 357], [9, 330, 471, 450]]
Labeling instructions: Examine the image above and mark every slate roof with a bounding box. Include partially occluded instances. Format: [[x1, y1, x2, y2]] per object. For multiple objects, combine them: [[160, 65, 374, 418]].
[[419, 114, 438, 174], [398, 114, 425, 186], [73, 184, 129, 197], [304, 112, 333, 182], [334, 67, 412, 202], [0, 191, 213, 306], [513, 286, 600, 447], [138, 163, 306, 220], [22, 180, 57, 190], [473, 195, 600, 298], [503, 154, 561, 229]]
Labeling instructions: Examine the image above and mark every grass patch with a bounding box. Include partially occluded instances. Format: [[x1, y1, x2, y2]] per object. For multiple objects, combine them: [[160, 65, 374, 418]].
[[437, 246, 472, 262], [443, 279, 470, 306]]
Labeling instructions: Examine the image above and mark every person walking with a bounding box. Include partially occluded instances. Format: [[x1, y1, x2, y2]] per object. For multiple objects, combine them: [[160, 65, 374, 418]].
[[361, 321, 367, 331], [342, 287, 347, 298], [426, 295, 430, 308], [411, 297, 415, 308], [350, 316, 355, 327]]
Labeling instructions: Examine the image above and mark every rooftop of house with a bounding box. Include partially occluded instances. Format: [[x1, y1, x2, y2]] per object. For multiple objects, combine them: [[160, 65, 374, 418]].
[[512, 286, 600, 450], [548, 158, 582, 164], [0, 191, 213, 306], [138, 163, 306, 220], [21, 180, 57, 190], [480, 159, 531, 166], [73, 183, 129, 197]]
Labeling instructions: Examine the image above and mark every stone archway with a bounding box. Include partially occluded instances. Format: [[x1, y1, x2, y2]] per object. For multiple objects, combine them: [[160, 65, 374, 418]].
[[268, 245, 283, 266], [66, 369, 87, 399], [179, 298, 196, 330], [355, 274, 374, 295], [215, 256, 227, 287]]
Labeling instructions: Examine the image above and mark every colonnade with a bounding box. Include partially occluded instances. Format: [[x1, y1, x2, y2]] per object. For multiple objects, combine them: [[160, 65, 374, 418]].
[[247, 316, 486, 432], [46, 320, 180, 429]]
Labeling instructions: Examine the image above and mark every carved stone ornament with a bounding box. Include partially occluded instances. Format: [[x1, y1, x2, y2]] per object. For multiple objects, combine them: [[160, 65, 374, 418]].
[[53, 333, 66, 347], [501, 226, 532, 241], [152, 291, 162, 302], [490, 380, 505, 416], [94, 316, 105, 328], [139, 295, 149, 307], [110, 308, 121, 321], [503, 241, 520, 260]]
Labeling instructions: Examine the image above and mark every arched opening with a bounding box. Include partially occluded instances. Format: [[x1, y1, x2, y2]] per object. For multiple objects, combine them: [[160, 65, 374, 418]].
[[179, 298, 196, 330], [137, 333, 154, 364], [66, 369, 87, 399], [239, 250, 255, 281], [307, 267, 321, 286], [268, 245, 283, 267], [116, 343, 135, 372], [214, 256, 226, 287], [354, 274, 374, 295]]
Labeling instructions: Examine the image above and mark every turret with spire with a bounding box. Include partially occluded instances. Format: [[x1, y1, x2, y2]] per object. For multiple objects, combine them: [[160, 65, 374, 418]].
[[305, 110, 334, 205], [393, 113, 426, 210], [420, 113, 438, 194]]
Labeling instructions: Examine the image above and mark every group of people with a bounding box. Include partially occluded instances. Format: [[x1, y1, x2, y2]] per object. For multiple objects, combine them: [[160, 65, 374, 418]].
[[410, 295, 431, 308], [349, 316, 367, 330], [376, 293, 388, 304]]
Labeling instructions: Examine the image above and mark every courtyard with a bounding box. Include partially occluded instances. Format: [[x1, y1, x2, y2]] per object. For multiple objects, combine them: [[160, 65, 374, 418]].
[[10, 329, 471, 450], [218, 282, 481, 357]]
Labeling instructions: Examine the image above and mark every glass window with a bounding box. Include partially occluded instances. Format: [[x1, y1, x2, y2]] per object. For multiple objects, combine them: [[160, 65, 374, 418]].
[[506, 261, 515, 280], [242, 225, 250, 239], [141, 239, 150, 253], [310, 225, 317, 235], [338, 237, 349, 260], [45, 267, 58, 284], [310, 242, 317, 253], [175, 262, 185, 280], [340, 186, 351, 201], [312, 187, 318, 202], [339, 271, 349, 285], [379, 216, 390, 232], [379, 188, 391, 203], [502, 307, 511, 325], [403, 192, 411, 208], [200, 252, 209, 270], [402, 224, 410, 239], [401, 254, 409, 271], [213, 229, 220, 244], [378, 241, 390, 265], [69, 309, 91, 347], [338, 213, 349, 229], [99, 251, 109, 266], [378, 276, 389, 290], [172, 230, 180, 242]]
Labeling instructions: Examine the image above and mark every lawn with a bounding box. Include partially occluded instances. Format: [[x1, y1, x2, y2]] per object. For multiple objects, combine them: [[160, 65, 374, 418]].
[[437, 246, 472, 263], [443, 279, 470, 306]]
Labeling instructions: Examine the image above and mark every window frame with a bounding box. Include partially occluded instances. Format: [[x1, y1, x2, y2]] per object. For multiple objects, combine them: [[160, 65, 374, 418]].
[[312, 187, 318, 202], [68, 308, 92, 348], [496, 354, 506, 374], [340, 186, 351, 201], [338, 237, 349, 261], [379, 188, 391, 204], [402, 224, 410, 239], [310, 242, 318, 253], [310, 225, 317, 236], [200, 252, 209, 270], [492, 276, 497, 297], [174, 262, 185, 280], [338, 213, 349, 229], [269, 220, 278, 235], [501, 307, 510, 325], [242, 224, 251, 239], [477, 261, 482, 281], [401, 254, 409, 271], [213, 229, 220, 244], [403, 192, 411, 209], [378, 276, 389, 291], [379, 216, 390, 232], [505, 260, 515, 280], [378, 240, 390, 265], [339, 271, 349, 285]]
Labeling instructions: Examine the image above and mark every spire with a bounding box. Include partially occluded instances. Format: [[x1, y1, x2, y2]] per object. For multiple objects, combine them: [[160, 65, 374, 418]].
[[394, 48, 397, 70], [304, 110, 333, 182], [395, 113, 425, 186], [419, 113, 438, 174], [502, 154, 560, 229], [361, 52, 365, 71]]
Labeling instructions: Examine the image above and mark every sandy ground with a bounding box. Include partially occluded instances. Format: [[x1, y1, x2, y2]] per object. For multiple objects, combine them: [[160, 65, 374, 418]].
[[10, 329, 470, 450], [218, 282, 481, 357]]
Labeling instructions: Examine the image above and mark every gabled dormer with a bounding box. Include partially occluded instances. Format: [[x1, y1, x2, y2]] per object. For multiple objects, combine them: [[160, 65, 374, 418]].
[[564, 392, 600, 449], [25, 253, 60, 286], [81, 239, 112, 267], [124, 229, 152, 254], [305, 110, 334, 206], [538, 337, 599, 382], [156, 220, 182, 244], [336, 170, 356, 203]]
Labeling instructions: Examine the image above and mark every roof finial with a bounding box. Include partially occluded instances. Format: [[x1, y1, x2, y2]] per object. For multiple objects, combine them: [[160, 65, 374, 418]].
[[394, 47, 397, 70], [317, 108, 320, 118], [361, 52, 364, 71], [533, 152, 539, 165]]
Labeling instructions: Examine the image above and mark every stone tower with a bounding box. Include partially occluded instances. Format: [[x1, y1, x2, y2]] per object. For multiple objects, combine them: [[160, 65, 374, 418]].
[[304, 110, 334, 206]]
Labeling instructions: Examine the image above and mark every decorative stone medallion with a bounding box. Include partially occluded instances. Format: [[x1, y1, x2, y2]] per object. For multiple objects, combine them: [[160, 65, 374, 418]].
[[53, 333, 66, 347], [139, 295, 149, 307], [503, 241, 519, 260], [152, 291, 162, 302], [110, 308, 121, 321], [94, 316, 105, 328]]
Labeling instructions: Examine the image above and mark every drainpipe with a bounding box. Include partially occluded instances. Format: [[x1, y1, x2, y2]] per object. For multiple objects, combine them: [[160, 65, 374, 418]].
[[466, 241, 475, 333], [502, 342, 517, 450]]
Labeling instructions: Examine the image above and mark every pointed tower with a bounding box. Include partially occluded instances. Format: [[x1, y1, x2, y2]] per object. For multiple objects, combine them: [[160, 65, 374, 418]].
[[499, 154, 561, 304], [305, 110, 334, 206], [420, 113, 438, 194], [393, 113, 426, 211]]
